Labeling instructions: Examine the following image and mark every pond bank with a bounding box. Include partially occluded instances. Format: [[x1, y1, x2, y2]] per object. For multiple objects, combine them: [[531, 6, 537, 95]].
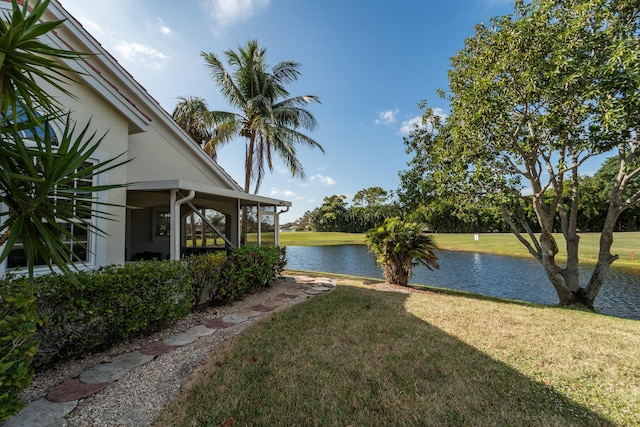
[[280, 231, 640, 272], [285, 245, 640, 320]]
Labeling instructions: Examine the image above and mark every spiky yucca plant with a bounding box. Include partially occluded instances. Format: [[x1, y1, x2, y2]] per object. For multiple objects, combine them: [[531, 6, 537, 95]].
[[0, 0, 128, 276]]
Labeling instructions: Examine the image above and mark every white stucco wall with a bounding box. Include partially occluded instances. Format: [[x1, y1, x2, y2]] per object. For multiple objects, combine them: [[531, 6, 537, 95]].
[[127, 126, 231, 188], [40, 77, 131, 268]]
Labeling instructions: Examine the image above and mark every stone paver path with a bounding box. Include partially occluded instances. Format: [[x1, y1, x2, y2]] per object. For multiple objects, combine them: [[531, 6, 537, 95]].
[[4, 276, 335, 427]]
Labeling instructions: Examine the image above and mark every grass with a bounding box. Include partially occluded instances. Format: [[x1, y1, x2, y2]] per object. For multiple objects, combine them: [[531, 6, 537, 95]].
[[279, 231, 365, 246], [281, 231, 640, 271], [154, 277, 640, 426]]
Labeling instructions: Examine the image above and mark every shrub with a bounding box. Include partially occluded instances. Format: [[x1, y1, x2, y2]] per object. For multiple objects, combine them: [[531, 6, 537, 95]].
[[185, 252, 227, 310], [184, 246, 287, 306], [216, 246, 287, 304], [0, 279, 41, 421], [365, 217, 438, 287], [32, 260, 192, 367]]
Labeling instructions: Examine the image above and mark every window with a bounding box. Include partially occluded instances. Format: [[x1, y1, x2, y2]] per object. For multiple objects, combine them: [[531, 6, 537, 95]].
[[6, 162, 95, 269], [153, 209, 171, 240], [3, 105, 59, 145]]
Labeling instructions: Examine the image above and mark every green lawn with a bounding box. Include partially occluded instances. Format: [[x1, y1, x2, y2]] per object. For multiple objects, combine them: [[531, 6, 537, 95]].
[[281, 231, 640, 271], [154, 277, 640, 426], [279, 231, 366, 246]]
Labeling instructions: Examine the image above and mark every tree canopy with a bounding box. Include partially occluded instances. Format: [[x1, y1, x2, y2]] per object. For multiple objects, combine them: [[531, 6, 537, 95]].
[[201, 39, 323, 194], [400, 0, 640, 308]]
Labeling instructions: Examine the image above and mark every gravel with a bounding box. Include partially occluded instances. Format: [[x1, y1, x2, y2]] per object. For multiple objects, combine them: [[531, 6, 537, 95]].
[[18, 281, 319, 426]]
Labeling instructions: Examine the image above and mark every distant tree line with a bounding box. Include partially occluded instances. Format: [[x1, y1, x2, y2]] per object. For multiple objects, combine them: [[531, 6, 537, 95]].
[[292, 187, 399, 233], [292, 157, 640, 234]]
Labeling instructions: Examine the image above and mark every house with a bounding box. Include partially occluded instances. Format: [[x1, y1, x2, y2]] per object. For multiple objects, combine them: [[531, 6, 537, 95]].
[[0, 0, 291, 275]]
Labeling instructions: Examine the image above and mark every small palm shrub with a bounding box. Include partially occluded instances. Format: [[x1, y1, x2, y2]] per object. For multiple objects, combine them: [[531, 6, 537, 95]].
[[365, 217, 438, 287]]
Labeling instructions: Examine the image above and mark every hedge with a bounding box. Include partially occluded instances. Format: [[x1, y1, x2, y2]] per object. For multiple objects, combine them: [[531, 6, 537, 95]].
[[0, 245, 287, 420], [186, 246, 287, 307], [31, 260, 192, 367], [0, 279, 41, 421]]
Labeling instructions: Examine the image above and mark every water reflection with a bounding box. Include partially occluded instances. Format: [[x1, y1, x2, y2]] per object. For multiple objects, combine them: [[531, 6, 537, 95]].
[[285, 245, 640, 320]]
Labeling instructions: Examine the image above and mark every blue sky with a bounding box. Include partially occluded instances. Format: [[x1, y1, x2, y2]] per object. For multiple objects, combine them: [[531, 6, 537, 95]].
[[58, 0, 519, 223]]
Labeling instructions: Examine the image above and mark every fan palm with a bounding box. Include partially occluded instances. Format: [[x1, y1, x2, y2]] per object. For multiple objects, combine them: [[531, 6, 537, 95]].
[[200, 39, 323, 194], [365, 217, 439, 287]]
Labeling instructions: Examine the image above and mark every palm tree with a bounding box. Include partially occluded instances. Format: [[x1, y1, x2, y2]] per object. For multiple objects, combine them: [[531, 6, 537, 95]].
[[200, 39, 323, 194], [365, 217, 439, 287], [171, 96, 217, 160]]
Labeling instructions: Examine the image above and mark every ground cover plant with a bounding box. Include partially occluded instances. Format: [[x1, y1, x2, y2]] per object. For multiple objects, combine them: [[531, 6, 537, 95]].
[[154, 277, 640, 426]]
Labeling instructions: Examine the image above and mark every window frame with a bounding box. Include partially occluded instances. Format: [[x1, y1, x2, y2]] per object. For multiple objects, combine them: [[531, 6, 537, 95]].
[[152, 208, 171, 241], [0, 122, 97, 274]]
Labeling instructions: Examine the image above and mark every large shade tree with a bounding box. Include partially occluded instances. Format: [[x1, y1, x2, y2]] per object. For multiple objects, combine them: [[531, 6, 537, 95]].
[[200, 39, 323, 195], [401, 0, 640, 308]]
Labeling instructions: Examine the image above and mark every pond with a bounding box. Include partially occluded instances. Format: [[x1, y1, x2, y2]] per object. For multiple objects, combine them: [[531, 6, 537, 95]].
[[285, 245, 640, 320]]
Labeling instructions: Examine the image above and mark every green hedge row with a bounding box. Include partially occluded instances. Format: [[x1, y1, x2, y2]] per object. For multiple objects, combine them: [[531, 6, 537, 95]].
[[0, 246, 286, 421], [186, 246, 287, 308], [0, 280, 41, 421], [32, 260, 193, 367]]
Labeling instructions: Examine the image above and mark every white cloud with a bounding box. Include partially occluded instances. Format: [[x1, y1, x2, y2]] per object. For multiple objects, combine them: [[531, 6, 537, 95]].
[[275, 165, 290, 174], [203, 0, 271, 31], [399, 107, 448, 136], [310, 174, 336, 186], [77, 17, 107, 36], [72, 13, 171, 71], [269, 188, 297, 198], [399, 116, 423, 136], [374, 109, 399, 125], [158, 19, 172, 35], [146, 18, 172, 36], [113, 42, 169, 70]]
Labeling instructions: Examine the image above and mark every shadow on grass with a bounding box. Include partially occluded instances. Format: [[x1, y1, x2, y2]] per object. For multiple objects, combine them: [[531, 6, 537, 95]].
[[156, 285, 615, 427]]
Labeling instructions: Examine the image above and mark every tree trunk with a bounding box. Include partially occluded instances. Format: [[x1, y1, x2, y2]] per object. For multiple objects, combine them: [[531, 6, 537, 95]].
[[584, 208, 620, 305], [383, 260, 412, 287], [241, 136, 256, 246], [201, 209, 207, 246]]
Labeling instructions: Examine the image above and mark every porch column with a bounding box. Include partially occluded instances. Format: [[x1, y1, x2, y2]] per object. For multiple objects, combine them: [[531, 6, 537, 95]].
[[170, 190, 177, 260], [170, 189, 195, 260], [237, 198, 241, 247], [274, 209, 280, 246], [257, 202, 261, 245]]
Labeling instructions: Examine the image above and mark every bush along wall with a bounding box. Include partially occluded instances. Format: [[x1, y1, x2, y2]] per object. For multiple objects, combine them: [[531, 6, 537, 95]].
[[0, 246, 286, 413], [187, 246, 287, 307], [0, 279, 41, 422], [31, 260, 192, 367], [185, 252, 227, 310]]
